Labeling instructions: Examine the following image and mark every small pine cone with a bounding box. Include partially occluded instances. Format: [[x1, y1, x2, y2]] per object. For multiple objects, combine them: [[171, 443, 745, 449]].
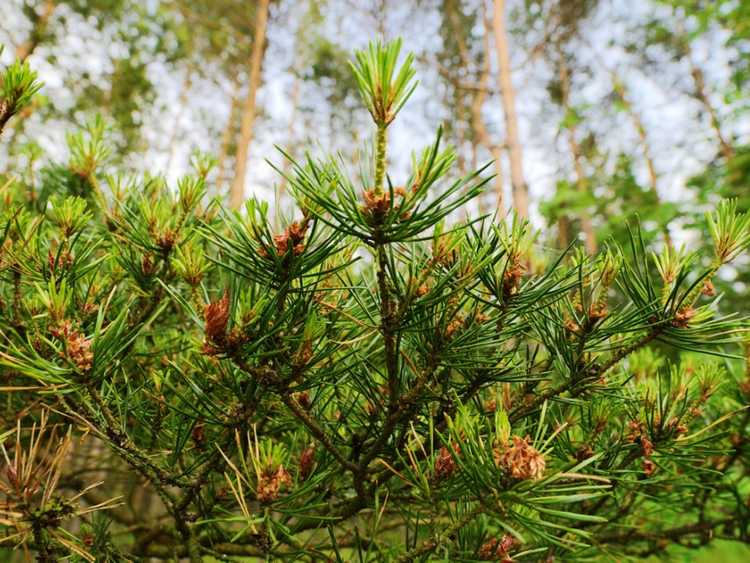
[[256, 465, 292, 504], [588, 303, 608, 322], [444, 316, 465, 339], [640, 436, 654, 457], [642, 458, 656, 476], [701, 279, 716, 297], [434, 443, 460, 481], [672, 307, 696, 328], [363, 189, 391, 217], [502, 260, 524, 298], [416, 283, 430, 297], [478, 538, 499, 560], [204, 291, 230, 347], [67, 331, 93, 372], [575, 444, 594, 462], [192, 420, 205, 450], [298, 447, 315, 481], [484, 398, 498, 414], [273, 232, 291, 254], [494, 436, 546, 481]]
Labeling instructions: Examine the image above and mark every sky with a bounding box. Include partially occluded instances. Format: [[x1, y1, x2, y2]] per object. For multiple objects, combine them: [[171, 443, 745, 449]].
[[1, 0, 747, 239]]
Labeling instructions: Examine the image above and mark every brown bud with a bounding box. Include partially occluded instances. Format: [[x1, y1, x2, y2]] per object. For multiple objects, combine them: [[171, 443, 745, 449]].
[[299, 447, 315, 481], [434, 443, 460, 480], [672, 307, 696, 328], [494, 435, 546, 481], [204, 291, 230, 347], [701, 279, 716, 297], [643, 458, 656, 476], [256, 465, 292, 503]]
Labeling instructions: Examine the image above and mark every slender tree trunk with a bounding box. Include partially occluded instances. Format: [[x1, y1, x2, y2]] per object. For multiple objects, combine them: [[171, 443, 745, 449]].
[[491, 0, 528, 218], [279, 59, 302, 195], [688, 55, 734, 160], [165, 66, 194, 175], [470, 11, 505, 216], [611, 75, 673, 248], [15, 0, 56, 61], [215, 79, 241, 194], [230, 0, 270, 209], [558, 57, 596, 254]]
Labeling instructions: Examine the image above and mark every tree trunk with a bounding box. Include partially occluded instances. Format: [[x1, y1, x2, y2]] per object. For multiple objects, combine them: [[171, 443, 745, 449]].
[[215, 79, 241, 194], [165, 66, 194, 176], [611, 75, 673, 248], [279, 69, 302, 195], [558, 57, 596, 254], [471, 10, 504, 216], [688, 56, 734, 161], [15, 0, 56, 62], [491, 0, 528, 219], [230, 0, 270, 209]]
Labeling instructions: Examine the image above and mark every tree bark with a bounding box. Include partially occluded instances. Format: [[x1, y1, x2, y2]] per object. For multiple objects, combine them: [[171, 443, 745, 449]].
[[230, 0, 270, 209], [165, 66, 194, 175], [216, 79, 241, 193], [471, 11, 504, 216], [558, 56, 596, 254], [688, 56, 734, 161], [611, 74, 673, 248], [491, 0, 528, 218], [15, 0, 56, 62]]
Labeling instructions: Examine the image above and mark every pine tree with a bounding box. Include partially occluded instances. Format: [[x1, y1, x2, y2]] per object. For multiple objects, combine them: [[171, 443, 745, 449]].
[[1, 39, 750, 562]]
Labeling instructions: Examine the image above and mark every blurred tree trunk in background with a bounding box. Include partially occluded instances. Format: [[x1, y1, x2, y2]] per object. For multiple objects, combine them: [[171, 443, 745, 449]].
[[216, 79, 240, 194], [15, 0, 56, 61], [474, 7, 504, 215], [230, 0, 270, 209], [557, 54, 596, 254], [492, 0, 528, 218]]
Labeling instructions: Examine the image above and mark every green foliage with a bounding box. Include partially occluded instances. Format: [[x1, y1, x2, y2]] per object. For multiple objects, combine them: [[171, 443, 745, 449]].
[[1, 39, 750, 563], [0, 47, 42, 135]]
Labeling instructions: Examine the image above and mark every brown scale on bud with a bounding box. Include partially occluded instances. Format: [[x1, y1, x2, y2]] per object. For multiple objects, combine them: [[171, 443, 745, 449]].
[[575, 444, 594, 462], [203, 291, 230, 354], [294, 391, 311, 410], [643, 458, 656, 476], [474, 312, 489, 324], [701, 279, 716, 297], [478, 534, 516, 561], [666, 417, 688, 437], [51, 321, 94, 372], [416, 283, 430, 297], [672, 307, 696, 328], [82, 302, 99, 317], [626, 420, 646, 443], [640, 436, 654, 457], [444, 315, 465, 340], [362, 187, 409, 223], [156, 229, 177, 252], [68, 332, 94, 372], [256, 465, 292, 504], [142, 254, 156, 277], [484, 398, 498, 414], [502, 257, 525, 300], [494, 436, 546, 481], [564, 317, 580, 335], [588, 303, 608, 323], [192, 420, 205, 450], [266, 220, 310, 258], [298, 446, 316, 481], [434, 442, 460, 481], [362, 189, 392, 220], [48, 248, 74, 273]]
